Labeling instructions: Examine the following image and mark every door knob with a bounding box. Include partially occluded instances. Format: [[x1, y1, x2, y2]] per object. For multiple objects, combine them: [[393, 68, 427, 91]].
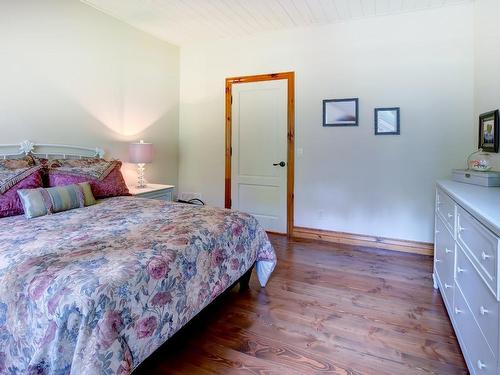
[[273, 161, 286, 167]]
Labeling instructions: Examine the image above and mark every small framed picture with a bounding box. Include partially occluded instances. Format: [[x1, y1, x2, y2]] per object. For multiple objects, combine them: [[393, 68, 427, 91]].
[[323, 98, 359, 127], [478, 110, 499, 153], [374, 107, 400, 135]]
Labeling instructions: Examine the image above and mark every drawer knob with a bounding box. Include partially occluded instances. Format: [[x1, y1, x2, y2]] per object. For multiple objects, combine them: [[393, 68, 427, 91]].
[[480, 306, 489, 315], [447, 213, 453, 219], [445, 248, 452, 254], [481, 252, 491, 261], [457, 267, 465, 273], [458, 225, 465, 233], [477, 360, 486, 370], [444, 283, 453, 289], [435, 259, 441, 263], [455, 307, 463, 314]]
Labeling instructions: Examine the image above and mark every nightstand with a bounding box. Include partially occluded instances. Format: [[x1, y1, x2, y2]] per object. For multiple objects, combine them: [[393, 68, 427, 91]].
[[128, 184, 175, 201]]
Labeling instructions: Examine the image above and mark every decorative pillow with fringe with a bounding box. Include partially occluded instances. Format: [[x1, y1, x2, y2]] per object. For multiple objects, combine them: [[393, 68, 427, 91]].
[[0, 156, 41, 194], [0, 157, 43, 218], [46, 161, 130, 199], [33, 157, 118, 181]]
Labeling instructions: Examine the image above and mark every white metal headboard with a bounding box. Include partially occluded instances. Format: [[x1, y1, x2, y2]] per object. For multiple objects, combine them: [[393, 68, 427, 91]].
[[0, 140, 105, 160]]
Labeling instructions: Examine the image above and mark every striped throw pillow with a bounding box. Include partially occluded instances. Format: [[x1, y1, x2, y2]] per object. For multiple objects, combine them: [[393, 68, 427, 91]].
[[16, 188, 49, 219], [44, 184, 85, 213], [79, 182, 97, 206], [17, 183, 95, 219]]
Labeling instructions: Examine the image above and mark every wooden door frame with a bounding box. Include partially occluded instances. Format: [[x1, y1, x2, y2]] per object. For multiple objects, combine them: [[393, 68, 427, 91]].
[[225, 71, 295, 236]]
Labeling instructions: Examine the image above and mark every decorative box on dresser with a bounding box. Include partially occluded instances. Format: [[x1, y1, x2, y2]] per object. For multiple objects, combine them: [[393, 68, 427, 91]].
[[128, 184, 174, 201], [434, 180, 500, 375]]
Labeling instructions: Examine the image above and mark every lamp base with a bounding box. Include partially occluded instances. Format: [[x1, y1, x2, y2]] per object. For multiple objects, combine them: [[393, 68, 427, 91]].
[[136, 163, 147, 189]]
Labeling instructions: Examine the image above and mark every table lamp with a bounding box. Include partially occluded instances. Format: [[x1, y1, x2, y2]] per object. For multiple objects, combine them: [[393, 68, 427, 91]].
[[129, 140, 153, 188]]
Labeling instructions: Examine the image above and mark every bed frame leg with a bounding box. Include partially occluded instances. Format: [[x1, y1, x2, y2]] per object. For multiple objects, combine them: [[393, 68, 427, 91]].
[[239, 264, 254, 292]]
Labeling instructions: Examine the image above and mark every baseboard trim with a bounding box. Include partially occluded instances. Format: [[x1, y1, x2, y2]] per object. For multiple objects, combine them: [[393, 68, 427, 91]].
[[266, 231, 287, 236], [292, 226, 433, 256]]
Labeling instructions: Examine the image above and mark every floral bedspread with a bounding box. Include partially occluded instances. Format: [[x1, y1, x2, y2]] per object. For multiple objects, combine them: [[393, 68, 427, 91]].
[[0, 197, 276, 374]]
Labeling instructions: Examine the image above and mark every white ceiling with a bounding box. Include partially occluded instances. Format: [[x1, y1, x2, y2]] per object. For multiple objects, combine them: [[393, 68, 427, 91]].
[[81, 0, 473, 46]]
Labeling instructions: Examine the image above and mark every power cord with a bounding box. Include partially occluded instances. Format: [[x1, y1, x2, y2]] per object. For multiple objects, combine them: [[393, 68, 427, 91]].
[[177, 198, 205, 206]]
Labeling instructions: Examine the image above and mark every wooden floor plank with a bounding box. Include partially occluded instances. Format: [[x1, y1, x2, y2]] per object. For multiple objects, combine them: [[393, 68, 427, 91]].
[[135, 234, 467, 374]]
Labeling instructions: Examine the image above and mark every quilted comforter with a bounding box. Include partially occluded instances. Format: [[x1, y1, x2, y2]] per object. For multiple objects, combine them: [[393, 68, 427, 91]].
[[0, 197, 276, 374]]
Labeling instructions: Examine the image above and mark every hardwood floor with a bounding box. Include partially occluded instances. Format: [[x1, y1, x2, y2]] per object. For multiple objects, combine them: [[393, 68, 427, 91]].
[[135, 234, 467, 375]]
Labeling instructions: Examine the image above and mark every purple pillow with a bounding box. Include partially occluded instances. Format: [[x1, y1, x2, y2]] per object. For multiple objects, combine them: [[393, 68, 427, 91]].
[[48, 164, 129, 199], [0, 171, 43, 217]]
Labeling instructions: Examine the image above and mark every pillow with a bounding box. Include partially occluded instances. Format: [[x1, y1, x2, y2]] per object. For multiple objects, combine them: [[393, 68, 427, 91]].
[[34, 157, 117, 180], [40, 158, 130, 199], [17, 183, 95, 219], [0, 156, 43, 218], [48, 165, 129, 198], [16, 188, 49, 219], [79, 181, 97, 206], [0, 171, 43, 218]]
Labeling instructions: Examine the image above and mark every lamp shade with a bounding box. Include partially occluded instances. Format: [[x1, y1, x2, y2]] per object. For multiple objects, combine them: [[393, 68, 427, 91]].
[[129, 140, 153, 164]]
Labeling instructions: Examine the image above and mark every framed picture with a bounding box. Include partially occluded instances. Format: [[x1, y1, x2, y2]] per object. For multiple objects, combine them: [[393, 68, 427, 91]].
[[374, 107, 400, 135], [323, 98, 359, 127], [478, 110, 499, 153]]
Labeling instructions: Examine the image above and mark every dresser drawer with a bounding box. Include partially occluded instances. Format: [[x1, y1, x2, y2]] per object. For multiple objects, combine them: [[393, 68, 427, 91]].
[[457, 205, 499, 296], [152, 191, 172, 201], [138, 190, 173, 201], [436, 189, 456, 234], [454, 285, 497, 375], [456, 247, 499, 355], [434, 216, 455, 307]]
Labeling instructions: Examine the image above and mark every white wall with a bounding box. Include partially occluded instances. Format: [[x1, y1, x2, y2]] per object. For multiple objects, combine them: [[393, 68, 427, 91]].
[[179, 4, 474, 243], [474, 0, 500, 170], [0, 1, 179, 186]]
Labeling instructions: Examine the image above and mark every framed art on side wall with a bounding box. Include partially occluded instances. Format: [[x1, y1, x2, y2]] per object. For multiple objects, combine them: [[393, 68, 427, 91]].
[[479, 110, 499, 153], [323, 98, 359, 127], [374, 107, 400, 135]]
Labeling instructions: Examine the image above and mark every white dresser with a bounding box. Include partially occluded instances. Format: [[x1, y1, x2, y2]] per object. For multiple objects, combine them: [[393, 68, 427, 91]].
[[434, 180, 500, 375]]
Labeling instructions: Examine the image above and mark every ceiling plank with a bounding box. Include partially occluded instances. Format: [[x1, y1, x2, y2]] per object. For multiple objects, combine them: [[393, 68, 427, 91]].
[[361, 0, 377, 16], [348, 0, 365, 18], [332, 0, 351, 20], [376, 0, 391, 15], [80, 0, 474, 45]]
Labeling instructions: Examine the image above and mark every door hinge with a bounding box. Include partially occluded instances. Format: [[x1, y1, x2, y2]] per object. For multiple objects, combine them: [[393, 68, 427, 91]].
[[230, 146, 232, 156], [230, 199, 232, 207]]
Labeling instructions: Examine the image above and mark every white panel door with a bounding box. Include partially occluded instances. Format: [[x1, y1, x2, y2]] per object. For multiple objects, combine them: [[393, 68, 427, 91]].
[[231, 79, 287, 233]]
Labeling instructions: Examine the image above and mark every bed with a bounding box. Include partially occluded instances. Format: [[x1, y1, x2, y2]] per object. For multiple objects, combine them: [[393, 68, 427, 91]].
[[0, 141, 276, 374]]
